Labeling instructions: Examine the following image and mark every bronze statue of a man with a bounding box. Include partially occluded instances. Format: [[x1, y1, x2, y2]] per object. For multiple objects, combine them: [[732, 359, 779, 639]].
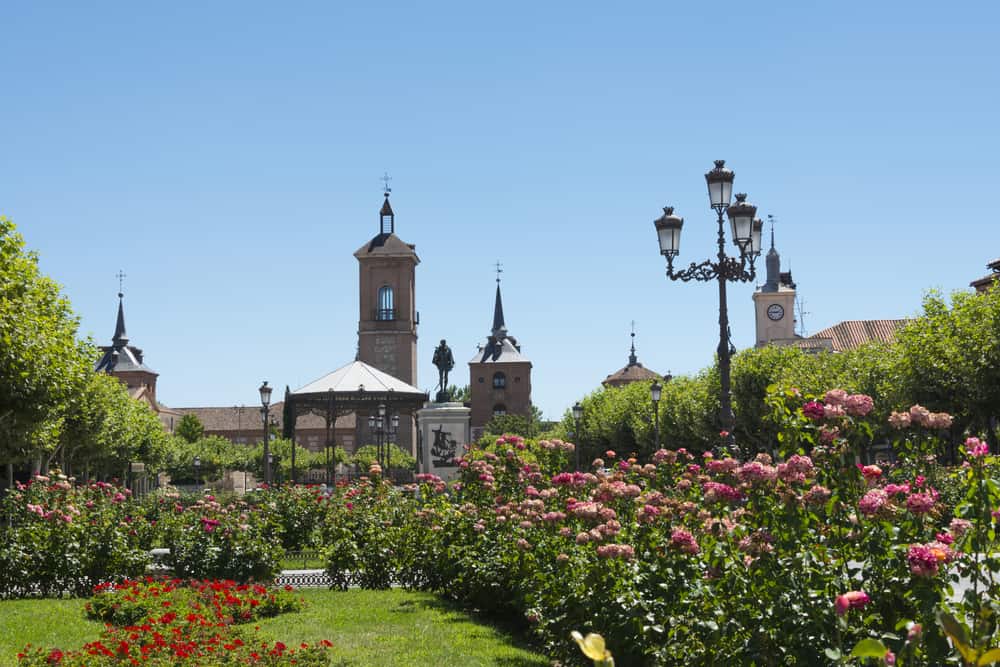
[[432, 339, 454, 401]]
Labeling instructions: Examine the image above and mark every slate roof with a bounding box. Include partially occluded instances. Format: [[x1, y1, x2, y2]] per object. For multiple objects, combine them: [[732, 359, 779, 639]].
[[470, 336, 530, 364], [808, 320, 908, 352], [95, 344, 158, 375], [172, 404, 355, 431], [93, 294, 157, 375], [292, 360, 426, 397]]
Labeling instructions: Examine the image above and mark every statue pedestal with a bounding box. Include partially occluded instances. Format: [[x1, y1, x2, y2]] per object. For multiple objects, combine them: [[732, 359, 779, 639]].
[[416, 402, 471, 482]]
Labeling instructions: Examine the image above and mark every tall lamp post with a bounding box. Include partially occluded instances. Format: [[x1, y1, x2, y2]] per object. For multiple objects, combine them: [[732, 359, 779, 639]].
[[654, 160, 763, 451], [650, 380, 662, 451], [571, 402, 583, 471], [259, 381, 273, 485], [368, 403, 399, 476]]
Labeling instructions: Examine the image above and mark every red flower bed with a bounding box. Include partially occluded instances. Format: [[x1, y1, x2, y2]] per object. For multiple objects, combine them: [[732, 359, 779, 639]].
[[17, 579, 332, 666]]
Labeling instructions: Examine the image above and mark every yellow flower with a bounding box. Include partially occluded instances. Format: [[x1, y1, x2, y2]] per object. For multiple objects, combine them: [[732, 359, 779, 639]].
[[571, 631, 614, 665]]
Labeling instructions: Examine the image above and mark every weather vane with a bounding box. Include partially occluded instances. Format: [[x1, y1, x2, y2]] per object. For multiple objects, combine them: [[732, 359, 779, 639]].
[[381, 172, 392, 196], [767, 214, 776, 247], [116, 269, 126, 296], [495, 261, 503, 284]]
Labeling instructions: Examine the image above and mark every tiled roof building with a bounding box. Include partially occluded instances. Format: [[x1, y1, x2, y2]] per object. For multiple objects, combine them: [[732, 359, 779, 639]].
[[603, 330, 664, 388], [971, 258, 1000, 293], [807, 319, 909, 352]]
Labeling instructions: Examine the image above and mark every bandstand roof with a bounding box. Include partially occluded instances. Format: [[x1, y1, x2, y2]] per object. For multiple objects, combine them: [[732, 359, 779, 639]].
[[287, 360, 428, 416]]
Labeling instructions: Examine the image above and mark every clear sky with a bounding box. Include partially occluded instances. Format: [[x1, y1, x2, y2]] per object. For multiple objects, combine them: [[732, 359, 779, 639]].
[[2, 2, 998, 420]]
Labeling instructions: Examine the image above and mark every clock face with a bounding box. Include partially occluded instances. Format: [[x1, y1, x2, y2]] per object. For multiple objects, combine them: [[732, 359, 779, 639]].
[[767, 304, 785, 321]]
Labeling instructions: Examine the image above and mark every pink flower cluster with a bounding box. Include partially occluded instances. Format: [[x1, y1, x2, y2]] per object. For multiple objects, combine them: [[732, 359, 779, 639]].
[[595, 543, 635, 560], [965, 437, 989, 459], [834, 590, 870, 616], [702, 481, 742, 503], [907, 542, 956, 577], [669, 528, 700, 554], [889, 405, 954, 430], [858, 489, 891, 517]]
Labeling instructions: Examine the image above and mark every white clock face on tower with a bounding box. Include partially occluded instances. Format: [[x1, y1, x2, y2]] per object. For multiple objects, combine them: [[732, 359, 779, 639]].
[[767, 304, 785, 321]]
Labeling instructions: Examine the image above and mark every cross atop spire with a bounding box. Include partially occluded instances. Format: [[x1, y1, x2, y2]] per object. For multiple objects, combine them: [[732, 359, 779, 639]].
[[116, 269, 126, 297], [381, 172, 392, 196], [495, 260, 503, 284]]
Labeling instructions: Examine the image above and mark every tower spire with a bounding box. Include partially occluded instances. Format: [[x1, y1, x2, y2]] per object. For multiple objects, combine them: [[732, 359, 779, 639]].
[[112, 271, 129, 348], [492, 263, 507, 338], [763, 214, 780, 292], [379, 173, 395, 234], [628, 321, 638, 366]]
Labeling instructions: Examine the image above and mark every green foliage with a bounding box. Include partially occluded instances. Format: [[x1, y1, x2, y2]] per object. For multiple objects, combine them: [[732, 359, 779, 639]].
[[484, 413, 540, 439], [895, 288, 1000, 436], [155, 494, 283, 581], [57, 372, 170, 478], [0, 477, 150, 598], [175, 414, 204, 443], [0, 217, 92, 465], [444, 384, 471, 402], [352, 444, 415, 471]]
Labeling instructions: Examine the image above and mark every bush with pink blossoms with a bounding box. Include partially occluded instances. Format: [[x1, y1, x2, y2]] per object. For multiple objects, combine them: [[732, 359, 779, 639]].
[[0, 476, 150, 598]]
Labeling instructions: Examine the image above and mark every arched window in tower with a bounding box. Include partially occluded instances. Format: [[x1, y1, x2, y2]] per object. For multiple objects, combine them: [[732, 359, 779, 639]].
[[377, 285, 395, 321], [492, 372, 506, 389], [493, 404, 507, 416]]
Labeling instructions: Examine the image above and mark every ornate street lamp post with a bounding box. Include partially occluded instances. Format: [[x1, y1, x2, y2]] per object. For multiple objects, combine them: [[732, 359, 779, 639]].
[[650, 380, 662, 451], [571, 402, 583, 471], [368, 403, 398, 477], [259, 381, 273, 485], [654, 160, 763, 452]]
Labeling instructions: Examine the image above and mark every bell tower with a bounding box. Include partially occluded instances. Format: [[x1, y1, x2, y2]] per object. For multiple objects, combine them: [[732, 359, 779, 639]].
[[752, 220, 797, 346], [354, 186, 419, 386]]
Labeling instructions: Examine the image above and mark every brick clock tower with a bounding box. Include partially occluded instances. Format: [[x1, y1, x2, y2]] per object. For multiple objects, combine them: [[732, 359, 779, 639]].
[[752, 227, 797, 347], [354, 190, 419, 453]]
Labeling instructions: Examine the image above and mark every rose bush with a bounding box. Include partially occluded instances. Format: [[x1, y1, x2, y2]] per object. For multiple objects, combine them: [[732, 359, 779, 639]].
[[0, 476, 151, 598], [316, 397, 1000, 666]]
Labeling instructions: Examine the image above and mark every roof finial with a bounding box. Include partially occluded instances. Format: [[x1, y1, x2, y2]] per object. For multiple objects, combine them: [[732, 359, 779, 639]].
[[116, 269, 126, 298], [768, 214, 776, 250], [381, 172, 392, 197], [628, 321, 637, 366], [491, 267, 507, 338], [495, 260, 503, 285]]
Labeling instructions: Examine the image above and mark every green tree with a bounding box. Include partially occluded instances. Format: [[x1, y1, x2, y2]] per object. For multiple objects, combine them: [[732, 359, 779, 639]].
[[0, 217, 92, 468], [175, 414, 204, 443], [895, 288, 1000, 438]]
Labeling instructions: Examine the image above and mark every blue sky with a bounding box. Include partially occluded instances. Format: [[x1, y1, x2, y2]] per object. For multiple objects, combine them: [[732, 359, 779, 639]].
[[2, 2, 997, 419]]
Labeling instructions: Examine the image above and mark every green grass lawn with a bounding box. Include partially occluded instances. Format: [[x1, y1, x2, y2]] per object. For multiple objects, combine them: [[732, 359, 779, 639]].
[[0, 589, 549, 667], [0, 598, 104, 666]]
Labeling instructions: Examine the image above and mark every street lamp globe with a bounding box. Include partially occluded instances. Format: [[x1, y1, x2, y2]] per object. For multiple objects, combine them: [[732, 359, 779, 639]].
[[572, 402, 583, 422], [368, 415, 376, 429], [391, 414, 399, 431], [650, 380, 662, 404], [259, 381, 272, 408], [654, 207, 684, 258], [727, 193, 757, 251], [705, 159, 735, 210], [750, 218, 764, 257]]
